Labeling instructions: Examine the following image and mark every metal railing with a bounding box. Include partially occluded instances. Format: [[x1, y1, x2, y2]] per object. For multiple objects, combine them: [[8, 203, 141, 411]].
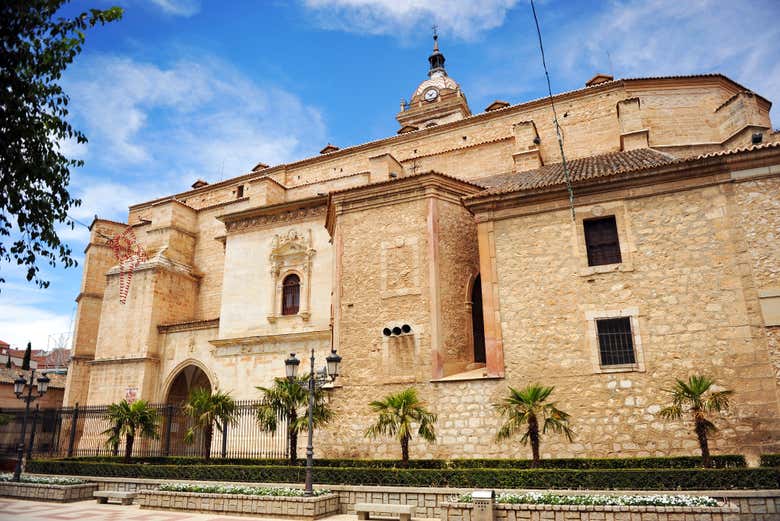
[[0, 400, 288, 459]]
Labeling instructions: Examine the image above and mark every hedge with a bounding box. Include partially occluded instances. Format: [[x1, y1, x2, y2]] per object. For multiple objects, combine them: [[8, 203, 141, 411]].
[[28, 460, 778, 490], [761, 454, 780, 467], [58, 454, 746, 470]]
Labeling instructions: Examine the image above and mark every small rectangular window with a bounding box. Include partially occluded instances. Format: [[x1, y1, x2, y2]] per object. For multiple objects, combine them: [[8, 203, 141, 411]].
[[236, 185, 244, 198], [584, 216, 622, 266], [596, 317, 636, 366]]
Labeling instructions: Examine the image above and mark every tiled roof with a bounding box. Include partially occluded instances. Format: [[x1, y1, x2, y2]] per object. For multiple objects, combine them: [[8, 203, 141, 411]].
[[469, 141, 780, 200], [474, 148, 677, 196], [0, 367, 67, 389]]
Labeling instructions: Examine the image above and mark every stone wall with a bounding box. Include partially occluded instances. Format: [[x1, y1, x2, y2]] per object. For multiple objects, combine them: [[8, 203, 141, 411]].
[[0, 481, 97, 502], [442, 501, 738, 521], [482, 182, 780, 460], [138, 489, 340, 520]]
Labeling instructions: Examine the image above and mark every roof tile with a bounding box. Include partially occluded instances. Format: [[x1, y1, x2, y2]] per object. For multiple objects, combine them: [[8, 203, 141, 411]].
[[475, 148, 677, 196]]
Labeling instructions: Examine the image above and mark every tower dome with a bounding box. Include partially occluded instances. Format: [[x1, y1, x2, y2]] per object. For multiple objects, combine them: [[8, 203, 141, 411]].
[[396, 32, 471, 133]]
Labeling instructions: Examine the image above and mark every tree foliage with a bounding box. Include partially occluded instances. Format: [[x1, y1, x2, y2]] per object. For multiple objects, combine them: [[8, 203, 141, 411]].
[[21, 342, 32, 370], [101, 399, 159, 463], [494, 384, 573, 468], [255, 376, 334, 463], [364, 387, 437, 467], [0, 1, 122, 288], [183, 388, 238, 460], [659, 375, 733, 468]]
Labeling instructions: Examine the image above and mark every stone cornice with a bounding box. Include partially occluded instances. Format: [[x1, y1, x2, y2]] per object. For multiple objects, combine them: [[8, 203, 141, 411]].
[[87, 355, 159, 366], [209, 329, 331, 357], [75, 291, 102, 303], [158, 318, 220, 334], [466, 145, 780, 221], [325, 171, 483, 236], [217, 196, 328, 234], [105, 254, 200, 280]]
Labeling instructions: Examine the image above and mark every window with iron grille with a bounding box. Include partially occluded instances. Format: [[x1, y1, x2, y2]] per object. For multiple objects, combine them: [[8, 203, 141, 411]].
[[596, 317, 636, 366], [282, 274, 300, 315], [584, 216, 622, 266]]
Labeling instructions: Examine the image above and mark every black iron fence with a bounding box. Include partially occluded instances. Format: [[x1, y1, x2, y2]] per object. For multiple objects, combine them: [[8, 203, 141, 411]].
[[0, 400, 288, 459]]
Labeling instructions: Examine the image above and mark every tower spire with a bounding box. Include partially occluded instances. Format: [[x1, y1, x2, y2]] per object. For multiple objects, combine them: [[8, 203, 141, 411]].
[[428, 25, 446, 77]]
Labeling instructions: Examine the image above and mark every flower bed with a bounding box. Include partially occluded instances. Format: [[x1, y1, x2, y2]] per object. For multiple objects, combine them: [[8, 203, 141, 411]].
[[159, 483, 331, 497], [459, 491, 719, 507], [0, 473, 95, 502], [0, 473, 86, 485], [443, 494, 737, 521], [139, 486, 340, 519]]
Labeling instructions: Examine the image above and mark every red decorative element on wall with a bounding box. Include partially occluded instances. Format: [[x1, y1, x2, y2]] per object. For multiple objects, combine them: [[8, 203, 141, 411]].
[[107, 226, 147, 304]]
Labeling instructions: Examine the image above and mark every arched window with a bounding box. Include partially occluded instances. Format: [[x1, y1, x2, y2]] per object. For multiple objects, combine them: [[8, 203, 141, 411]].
[[282, 274, 300, 315]]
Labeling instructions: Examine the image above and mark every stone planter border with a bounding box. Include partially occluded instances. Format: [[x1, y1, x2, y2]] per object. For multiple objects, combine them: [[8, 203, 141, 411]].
[[0, 481, 97, 502], [442, 501, 739, 521], [138, 489, 340, 520]]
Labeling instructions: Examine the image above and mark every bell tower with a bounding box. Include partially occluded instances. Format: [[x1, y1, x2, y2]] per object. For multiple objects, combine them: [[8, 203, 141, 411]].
[[396, 31, 471, 133]]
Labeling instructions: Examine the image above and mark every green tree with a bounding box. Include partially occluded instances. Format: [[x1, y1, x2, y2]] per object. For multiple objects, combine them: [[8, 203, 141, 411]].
[[494, 384, 573, 468], [0, 1, 122, 289], [101, 399, 159, 463], [21, 342, 31, 370], [659, 375, 733, 468], [5, 352, 10, 368], [183, 388, 238, 460], [364, 388, 437, 467], [255, 376, 334, 464]]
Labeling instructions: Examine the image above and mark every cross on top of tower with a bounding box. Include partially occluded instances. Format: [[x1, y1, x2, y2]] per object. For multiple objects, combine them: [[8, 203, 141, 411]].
[[428, 26, 445, 74]]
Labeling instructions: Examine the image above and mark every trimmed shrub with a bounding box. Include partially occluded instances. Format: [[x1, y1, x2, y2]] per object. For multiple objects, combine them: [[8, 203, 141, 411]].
[[761, 454, 780, 467], [58, 454, 746, 469], [28, 459, 778, 490]]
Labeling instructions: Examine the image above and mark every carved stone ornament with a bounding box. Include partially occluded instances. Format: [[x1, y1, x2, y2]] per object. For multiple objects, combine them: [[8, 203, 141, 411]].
[[225, 205, 326, 233], [268, 228, 315, 322]]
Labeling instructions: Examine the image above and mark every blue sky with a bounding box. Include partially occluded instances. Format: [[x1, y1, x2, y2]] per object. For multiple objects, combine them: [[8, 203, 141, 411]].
[[2, 0, 779, 350]]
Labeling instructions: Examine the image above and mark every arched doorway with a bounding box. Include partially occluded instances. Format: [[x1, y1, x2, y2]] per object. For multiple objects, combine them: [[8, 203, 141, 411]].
[[471, 275, 486, 364], [165, 364, 212, 405], [164, 364, 212, 456]]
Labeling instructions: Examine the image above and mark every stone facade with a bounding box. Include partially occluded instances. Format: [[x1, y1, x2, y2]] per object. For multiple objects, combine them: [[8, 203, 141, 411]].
[[62, 38, 780, 461]]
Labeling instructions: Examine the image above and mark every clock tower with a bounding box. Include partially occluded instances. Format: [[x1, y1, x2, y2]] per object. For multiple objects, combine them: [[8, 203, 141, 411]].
[[396, 33, 471, 133]]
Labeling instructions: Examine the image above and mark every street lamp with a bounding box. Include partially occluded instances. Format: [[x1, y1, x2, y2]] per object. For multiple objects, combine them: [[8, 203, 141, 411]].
[[284, 348, 342, 496], [12, 369, 50, 481]]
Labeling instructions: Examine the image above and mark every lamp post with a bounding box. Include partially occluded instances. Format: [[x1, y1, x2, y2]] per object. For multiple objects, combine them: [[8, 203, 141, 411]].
[[285, 348, 341, 497], [12, 369, 50, 481]]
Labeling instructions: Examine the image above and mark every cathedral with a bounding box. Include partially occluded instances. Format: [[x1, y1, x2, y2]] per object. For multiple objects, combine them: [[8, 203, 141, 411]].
[[64, 36, 780, 461]]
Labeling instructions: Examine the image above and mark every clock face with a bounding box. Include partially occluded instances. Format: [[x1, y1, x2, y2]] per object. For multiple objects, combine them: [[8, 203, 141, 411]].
[[424, 88, 438, 102]]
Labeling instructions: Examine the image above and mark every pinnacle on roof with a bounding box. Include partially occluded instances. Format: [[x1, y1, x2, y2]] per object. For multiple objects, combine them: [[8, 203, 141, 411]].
[[428, 28, 446, 77]]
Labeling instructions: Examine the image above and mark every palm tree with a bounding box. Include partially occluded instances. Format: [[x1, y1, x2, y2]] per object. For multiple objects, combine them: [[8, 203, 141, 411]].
[[182, 388, 238, 460], [494, 384, 573, 468], [101, 399, 159, 463], [364, 388, 436, 467], [255, 376, 334, 464], [659, 375, 733, 468]]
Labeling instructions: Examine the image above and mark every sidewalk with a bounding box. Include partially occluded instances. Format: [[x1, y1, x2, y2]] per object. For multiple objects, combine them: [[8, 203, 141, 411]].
[[0, 497, 356, 521]]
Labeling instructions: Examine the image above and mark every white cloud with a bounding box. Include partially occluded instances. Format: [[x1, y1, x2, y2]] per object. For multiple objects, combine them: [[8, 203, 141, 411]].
[[0, 303, 72, 351], [148, 0, 201, 17], [302, 0, 520, 40], [64, 54, 327, 189], [559, 0, 780, 121]]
